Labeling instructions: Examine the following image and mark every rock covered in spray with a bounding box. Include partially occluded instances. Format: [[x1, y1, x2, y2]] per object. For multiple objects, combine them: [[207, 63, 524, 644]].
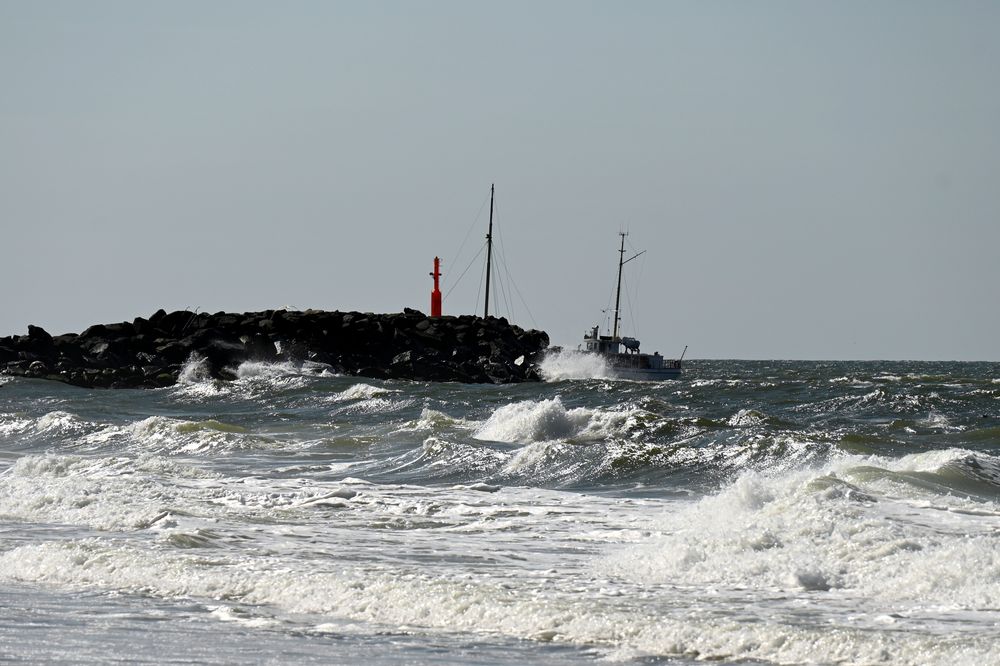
[[0, 308, 550, 388]]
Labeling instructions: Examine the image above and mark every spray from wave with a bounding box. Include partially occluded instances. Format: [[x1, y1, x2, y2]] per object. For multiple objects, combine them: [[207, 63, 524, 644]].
[[177, 354, 211, 384], [538, 350, 611, 381], [235, 360, 335, 380]]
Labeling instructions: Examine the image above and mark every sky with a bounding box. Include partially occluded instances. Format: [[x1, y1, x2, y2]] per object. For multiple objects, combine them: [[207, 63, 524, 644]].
[[1, 1, 998, 360]]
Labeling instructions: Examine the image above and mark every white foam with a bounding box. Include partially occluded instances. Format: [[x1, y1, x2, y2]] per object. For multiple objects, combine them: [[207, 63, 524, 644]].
[[597, 453, 1000, 614], [923, 411, 960, 431], [0, 413, 34, 437], [538, 350, 611, 381], [235, 360, 299, 379], [451, 482, 501, 493], [1, 538, 995, 665], [0, 454, 178, 530], [170, 354, 232, 399], [208, 605, 280, 629], [174, 359, 334, 400], [727, 408, 765, 427], [233, 361, 314, 396]]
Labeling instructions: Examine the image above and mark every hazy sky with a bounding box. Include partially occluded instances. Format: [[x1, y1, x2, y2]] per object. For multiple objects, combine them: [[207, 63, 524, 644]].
[[2, 1, 998, 360]]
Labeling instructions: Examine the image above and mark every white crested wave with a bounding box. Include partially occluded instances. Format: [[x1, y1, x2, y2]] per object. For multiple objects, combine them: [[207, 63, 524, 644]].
[[330, 383, 397, 402], [128, 416, 261, 454], [34, 410, 85, 434], [420, 436, 507, 472], [395, 407, 469, 434], [474, 397, 637, 444], [0, 410, 106, 444], [71, 415, 267, 456], [500, 440, 578, 477], [324, 382, 409, 417]]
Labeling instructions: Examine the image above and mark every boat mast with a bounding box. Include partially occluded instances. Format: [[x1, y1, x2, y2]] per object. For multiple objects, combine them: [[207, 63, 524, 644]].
[[613, 232, 626, 340], [612, 231, 646, 341], [483, 183, 494, 318]]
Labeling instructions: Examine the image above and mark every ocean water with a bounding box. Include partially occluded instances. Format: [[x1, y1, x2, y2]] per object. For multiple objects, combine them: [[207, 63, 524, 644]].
[[1, 356, 999, 664]]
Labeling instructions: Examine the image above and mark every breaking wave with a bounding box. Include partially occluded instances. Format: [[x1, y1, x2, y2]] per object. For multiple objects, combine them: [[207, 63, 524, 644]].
[[473, 397, 637, 444], [599, 448, 1000, 604]]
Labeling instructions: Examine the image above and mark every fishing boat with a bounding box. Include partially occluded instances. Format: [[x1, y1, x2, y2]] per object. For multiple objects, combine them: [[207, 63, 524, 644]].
[[581, 233, 684, 380]]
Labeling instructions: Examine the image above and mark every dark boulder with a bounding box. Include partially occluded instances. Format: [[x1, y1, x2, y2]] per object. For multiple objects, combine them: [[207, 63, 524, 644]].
[[79, 324, 108, 340], [27, 360, 49, 377], [0, 345, 17, 363], [27, 325, 53, 345], [153, 310, 196, 336], [155, 339, 197, 364], [103, 322, 136, 338]]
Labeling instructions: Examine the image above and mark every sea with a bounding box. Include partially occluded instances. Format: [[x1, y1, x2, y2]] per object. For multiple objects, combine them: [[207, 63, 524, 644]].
[[1, 355, 999, 665]]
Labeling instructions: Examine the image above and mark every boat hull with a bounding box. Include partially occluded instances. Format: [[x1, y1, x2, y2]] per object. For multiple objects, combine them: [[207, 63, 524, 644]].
[[611, 365, 682, 381]]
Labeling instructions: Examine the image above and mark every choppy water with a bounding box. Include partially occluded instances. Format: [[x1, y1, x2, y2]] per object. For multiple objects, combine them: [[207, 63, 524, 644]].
[[1, 357, 999, 664]]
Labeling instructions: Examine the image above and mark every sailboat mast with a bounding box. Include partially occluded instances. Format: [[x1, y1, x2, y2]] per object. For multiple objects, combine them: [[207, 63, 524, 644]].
[[613, 232, 626, 340], [483, 183, 495, 318]]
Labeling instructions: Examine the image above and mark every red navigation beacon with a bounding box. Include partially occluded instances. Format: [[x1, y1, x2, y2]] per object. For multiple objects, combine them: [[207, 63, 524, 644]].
[[430, 257, 442, 317]]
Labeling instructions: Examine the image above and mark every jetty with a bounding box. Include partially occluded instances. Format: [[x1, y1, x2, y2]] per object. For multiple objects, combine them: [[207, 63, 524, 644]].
[[0, 309, 549, 388]]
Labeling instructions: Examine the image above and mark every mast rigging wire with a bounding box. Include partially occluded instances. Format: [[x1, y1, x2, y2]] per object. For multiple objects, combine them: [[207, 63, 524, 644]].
[[445, 241, 487, 302], [447, 192, 490, 275]]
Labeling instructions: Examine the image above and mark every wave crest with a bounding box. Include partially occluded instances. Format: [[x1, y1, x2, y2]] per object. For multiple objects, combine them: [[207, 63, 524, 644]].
[[474, 397, 632, 444]]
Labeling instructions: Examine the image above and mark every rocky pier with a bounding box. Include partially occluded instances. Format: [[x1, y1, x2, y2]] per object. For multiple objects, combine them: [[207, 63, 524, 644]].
[[0, 309, 550, 388]]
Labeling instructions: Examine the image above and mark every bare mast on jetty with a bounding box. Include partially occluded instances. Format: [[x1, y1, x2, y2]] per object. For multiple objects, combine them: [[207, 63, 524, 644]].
[[484, 183, 494, 318]]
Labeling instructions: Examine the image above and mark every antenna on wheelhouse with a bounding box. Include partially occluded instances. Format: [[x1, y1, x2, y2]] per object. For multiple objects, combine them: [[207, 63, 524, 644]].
[[483, 183, 495, 318], [612, 231, 645, 340]]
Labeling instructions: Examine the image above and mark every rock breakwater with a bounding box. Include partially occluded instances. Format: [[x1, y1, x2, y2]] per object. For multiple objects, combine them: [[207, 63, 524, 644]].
[[0, 309, 550, 388]]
